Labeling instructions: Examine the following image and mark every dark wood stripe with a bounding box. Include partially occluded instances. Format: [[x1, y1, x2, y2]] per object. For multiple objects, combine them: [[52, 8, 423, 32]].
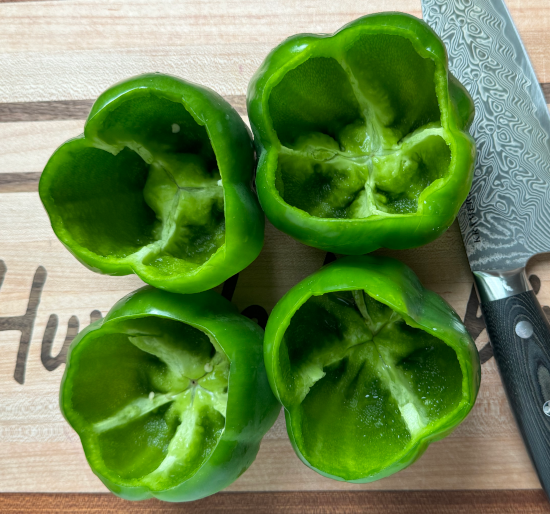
[[0, 95, 247, 123], [0, 172, 41, 193], [0, 85, 547, 123], [0, 490, 548, 513], [0, 100, 94, 123], [4, 84, 549, 123]]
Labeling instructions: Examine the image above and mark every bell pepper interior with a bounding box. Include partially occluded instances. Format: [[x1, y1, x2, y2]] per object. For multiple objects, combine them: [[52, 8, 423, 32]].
[[51, 93, 225, 270], [269, 34, 451, 217], [70, 316, 229, 489], [48, 146, 157, 258], [279, 291, 463, 479]]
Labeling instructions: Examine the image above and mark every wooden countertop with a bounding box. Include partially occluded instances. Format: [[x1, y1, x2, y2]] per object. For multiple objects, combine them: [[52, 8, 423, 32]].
[[1, 0, 550, 512]]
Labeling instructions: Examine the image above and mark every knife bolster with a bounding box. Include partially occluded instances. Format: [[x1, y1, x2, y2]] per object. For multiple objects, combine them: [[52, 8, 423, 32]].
[[473, 268, 532, 303]]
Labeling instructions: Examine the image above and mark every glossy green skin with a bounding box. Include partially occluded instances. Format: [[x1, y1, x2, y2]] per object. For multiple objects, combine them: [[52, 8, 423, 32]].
[[40, 73, 264, 293], [247, 13, 476, 254], [61, 287, 280, 501], [264, 256, 480, 482]]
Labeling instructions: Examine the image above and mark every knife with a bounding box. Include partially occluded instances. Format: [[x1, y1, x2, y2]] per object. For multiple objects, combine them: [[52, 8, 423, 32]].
[[421, 0, 550, 494]]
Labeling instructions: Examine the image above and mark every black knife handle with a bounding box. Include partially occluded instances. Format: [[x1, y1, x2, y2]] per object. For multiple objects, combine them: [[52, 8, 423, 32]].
[[481, 290, 550, 494]]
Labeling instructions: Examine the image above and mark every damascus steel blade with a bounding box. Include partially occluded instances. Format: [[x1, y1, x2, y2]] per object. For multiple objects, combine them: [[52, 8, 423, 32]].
[[422, 0, 550, 272]]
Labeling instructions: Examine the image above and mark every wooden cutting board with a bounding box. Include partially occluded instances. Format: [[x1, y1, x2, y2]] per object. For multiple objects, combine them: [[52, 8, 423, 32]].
[[1, 0, 550, 499]]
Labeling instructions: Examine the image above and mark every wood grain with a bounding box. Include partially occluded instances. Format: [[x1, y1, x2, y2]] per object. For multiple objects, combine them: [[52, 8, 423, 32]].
[[0, 0, 550, 503], [2, 491, 550, 514], [0, 0, 548, 104]]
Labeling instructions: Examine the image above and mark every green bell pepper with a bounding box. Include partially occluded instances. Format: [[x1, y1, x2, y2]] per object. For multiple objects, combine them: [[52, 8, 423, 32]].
[[264, 255, 480, 482], [247, 12, 475, 254], [40, 73, 264, 294], [60, 287, 280, 501]]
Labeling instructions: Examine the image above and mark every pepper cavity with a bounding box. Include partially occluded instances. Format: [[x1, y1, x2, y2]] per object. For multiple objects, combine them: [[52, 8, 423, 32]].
[[71, 315, 229, 488], [269, 35, 451, 218], [277, 288, 464, 480]]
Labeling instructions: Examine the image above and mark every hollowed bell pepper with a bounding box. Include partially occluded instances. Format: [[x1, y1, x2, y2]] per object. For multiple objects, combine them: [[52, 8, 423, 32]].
[[264, 255, 480, 482], [247, 12, 475, 254], [40, 73, 264, 294], [60, 287, 280, 501]]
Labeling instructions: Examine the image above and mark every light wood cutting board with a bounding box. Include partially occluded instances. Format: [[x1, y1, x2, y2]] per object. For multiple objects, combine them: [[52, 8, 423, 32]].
[[1, 0, 550, 495]]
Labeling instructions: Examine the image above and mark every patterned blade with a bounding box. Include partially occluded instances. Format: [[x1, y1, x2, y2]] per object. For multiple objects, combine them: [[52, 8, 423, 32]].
[[422, 0, 550, 272]]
